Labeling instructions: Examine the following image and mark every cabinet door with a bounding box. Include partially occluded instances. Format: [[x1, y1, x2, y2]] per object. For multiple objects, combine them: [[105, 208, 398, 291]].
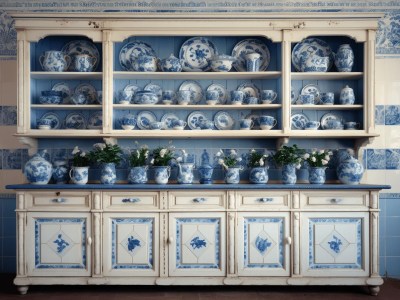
[[300, 212, 369, 277], [169, 212, 226, 276], [103, 213, 159, 276], [26, 212, 91, 276], [237, 212, 290, 276]]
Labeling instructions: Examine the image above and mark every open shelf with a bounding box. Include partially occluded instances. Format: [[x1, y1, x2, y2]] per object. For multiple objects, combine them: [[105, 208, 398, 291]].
[[291, 104, 363, 110], [113, 104, 282, 110], [291, 72, 363, 80], [31, 104, 102, 110], [31, 72, 102, 80]]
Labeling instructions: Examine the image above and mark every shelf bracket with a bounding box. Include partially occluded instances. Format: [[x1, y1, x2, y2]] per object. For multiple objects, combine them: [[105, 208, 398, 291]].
[[276, 137, 289, 150], [17, 137, 38, 156]]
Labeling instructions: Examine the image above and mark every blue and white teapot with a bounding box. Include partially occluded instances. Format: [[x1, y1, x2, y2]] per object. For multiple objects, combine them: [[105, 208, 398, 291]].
[[160, 53, 183, 72], [39, 50, 71, 72], [131, 54, 158, 72]]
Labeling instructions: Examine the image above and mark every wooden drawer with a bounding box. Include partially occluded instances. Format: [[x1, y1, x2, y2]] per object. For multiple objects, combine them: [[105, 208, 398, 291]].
[[169, 190, 226, 210], [236, 191, 290, 210], [300, 191, 369, 209], [25, 191, 91, 211], [103, 191, 159, 210]]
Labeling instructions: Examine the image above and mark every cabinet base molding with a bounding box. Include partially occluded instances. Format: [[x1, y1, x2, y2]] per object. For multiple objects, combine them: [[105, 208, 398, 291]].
[[223, 278, 243, 285]]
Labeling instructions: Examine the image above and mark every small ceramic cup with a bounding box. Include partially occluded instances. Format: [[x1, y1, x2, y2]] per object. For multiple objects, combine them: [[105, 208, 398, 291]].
[[325, 119, 343, 130], [206, 90, 219, 101], [118, 90, 132, 103], [172, 119, 187, 130], [245, 52, 261, 72], [230, 90, 244, 105], [320, 92, 334, 105], [297, 94, 315, 105], [344, 121, 360, 130], [199, 119, 214, 130], [246, 97, 259, 105], [162, 90, 175, 102], [37, 118, 52, 130], [239, 119, 253, 130], [258, 115, 277, 130], [177, 90, 191, 105], [149, 121, 164, 130], [261, 90, 277, 104], [304, 121, 320, 130]]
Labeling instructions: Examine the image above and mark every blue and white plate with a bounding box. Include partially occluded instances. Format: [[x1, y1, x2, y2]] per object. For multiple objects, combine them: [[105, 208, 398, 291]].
[[87, 111, 103, 129], [179, 80, 203, 104], [123, 84, 141, 100], [291, 113, 309, 130], [144, 83, 162, 102], [179, 37, 217, 72], [237, 82, 260, 100], [292, 38, 334, 72], [231, 38, 271, 72], [161, 113, 179, 129], [65, 112, 87, 129], [61, 40, 100, 71], [207, 83, 227, 104], [119, 41, 156, 71], [40, 112, 61, 129], [75, 83, 97, 104], [301, 84, 320, 102], [51, 82, 72, 103], [137, 110, 157, 130], [214, 111, 235, 130], [320, 112, 342, 130], [187, 111, 207, 130]]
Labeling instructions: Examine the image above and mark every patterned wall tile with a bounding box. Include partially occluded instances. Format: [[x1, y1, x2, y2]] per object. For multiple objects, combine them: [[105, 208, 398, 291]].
[[0, 11, 16, 58], [366, 149, 386, 170], [376, 14, 400, 56], [2, 149, 22, 169], [375, 105, 385, 125], [385, 105, 400, 125], [386, 149, 400, 169], [1, 106, 16, 126]]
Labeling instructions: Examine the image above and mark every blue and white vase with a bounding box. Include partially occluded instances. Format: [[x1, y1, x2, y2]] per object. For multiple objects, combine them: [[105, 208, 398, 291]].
[[337, 156, 364, 185], [154, 166, 171, 184], [177, 163, 194, 184], [24, 151, 53, 185], [52, 160, 69, 184], [69, 166, 89, 185], [249, 167, 269, 184], [308, 167, 326, 184], [282, 163, 297, 185], [334, 44, 354, 72], [198, 164, 214, 184], [160, 53, 183, 72], [100, 163, 117, 185], [225, 167, 241, 184], [128, 166, 148, 184], [339, 85, 355, 105]]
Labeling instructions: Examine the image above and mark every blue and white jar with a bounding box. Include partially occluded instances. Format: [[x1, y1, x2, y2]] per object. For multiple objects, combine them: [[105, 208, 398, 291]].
[[100, 163, 117, 185], [39, 50, 71, 72], [69, 166, 89, 185], [160, 53, 183, 72], [249, 167, 269, 184], [24, 151, 53, 185], [154, 166, 171, 184], [198, 164, 213, 184], [337, 156, 364, 184], [339, 85, 355, 105], [128, 166, 148, 184], [52, 160, 69, 184], [73, 54, 97, 72], [308, 167, 326, 184], [225, 167, 241, 184], [177, 163, 194, 184], [334, 44, 354, 72], [282, 163, 297, 185], [131, 54, 158, 72]]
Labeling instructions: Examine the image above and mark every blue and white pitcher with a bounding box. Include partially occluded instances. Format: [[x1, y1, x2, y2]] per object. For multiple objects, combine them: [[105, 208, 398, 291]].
[[249, 167, 269, 184], [69, 166, 89, 185], [39, 50, 71, 72], [154, 166, 171, 184], [177, 163, 194, 184], [100, 163, 117, 185], [128, 166, 148, 184]]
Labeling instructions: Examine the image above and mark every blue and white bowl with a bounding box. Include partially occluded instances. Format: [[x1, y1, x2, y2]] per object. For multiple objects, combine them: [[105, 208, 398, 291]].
[[300, 55, 329, 72], [120, 114, 137, 130], [304, 121, 320, 130], [39, 90, 63, 104], [210, 54, 236, 72], [133, 91, 158, 104]]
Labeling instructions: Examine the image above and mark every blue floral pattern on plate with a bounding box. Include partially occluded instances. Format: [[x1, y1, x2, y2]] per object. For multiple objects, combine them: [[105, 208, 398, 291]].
[[214, 111, 235, 130], [179, 80, 203, 104], [231, 38, 271, 72], [87, 111, 102, 129], [179, 37, 217, 72], [320, 112, 342, 130], [119, 41, 156, 71], [137, 110, 157, 130], [161, 113, 179, 129], [292, 38, 334, 72], [206, 83, 227, 104], [61, 40, 100, 71], [40, 112, 61, 129], [291, 113, 309, 130], [52, 82, 72, 103], [187, 111, 207, 130], [65, 112, 87, 129], [74, 83, 97, 104], [144, 83, 163, 102]]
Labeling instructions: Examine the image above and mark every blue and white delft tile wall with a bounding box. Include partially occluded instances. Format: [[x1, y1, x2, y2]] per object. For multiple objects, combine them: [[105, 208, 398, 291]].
[[0, 1, 400, 277]]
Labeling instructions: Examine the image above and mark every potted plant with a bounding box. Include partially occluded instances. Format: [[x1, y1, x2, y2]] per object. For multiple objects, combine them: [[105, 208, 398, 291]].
[[175, 149, 195, 184], [273, 144, 303, 184], [248, 149, 269, 184], [150, 146, 175, 184], [128, 142, 149, 184], [216, 149, 243, 184], [89, 141, 122, 184], [69, 146, 90, 185], [303, 149, 332, 184]]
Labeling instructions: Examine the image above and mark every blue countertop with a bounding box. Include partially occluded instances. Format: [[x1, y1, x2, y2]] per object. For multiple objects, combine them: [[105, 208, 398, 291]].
[[6, 183, 391, 190]]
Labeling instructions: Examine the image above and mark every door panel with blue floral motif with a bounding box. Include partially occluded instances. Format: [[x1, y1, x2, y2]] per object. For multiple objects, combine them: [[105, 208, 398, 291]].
[[103, 213, 159, 276], [237, 212, 290, 276], [300, 212, 369, 277], [169, 213, 226, 276], [27, 212, 91, 276]]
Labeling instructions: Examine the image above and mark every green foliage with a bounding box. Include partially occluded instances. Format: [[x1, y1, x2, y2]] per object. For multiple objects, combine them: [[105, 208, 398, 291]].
[[71, 146, 90, 167], [89, 143, 122, 165], [248, 149, 268, 168], [151, 146, 175, 166], [273, 144, 303, 166], [129, 146, 149, 167], [304, 149, 332, 168]]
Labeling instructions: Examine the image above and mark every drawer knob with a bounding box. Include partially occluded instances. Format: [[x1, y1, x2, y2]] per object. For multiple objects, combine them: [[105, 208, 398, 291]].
[[168, 236, 174, 244], [53, 198, 66, 203], [122, 198, 141, 203], [285, 237, 292, 245], [330, 198, 343, 204], [193, 197, 207, 203], [257, 197, 273, 203]]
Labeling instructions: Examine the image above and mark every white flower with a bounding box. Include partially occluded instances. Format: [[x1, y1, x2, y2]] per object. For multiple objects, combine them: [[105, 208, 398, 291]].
[[72, 146, 80, 155], [181, 149, 187, 157], [136, 150, 140, 158], [237, 157, 242, 162], [259, 158, 264, 166], [80, 152, 86, 157], [312, 150, 316, 155], [218, 158, 224, 165], [176, 157, 183, 162], [295, 164, 301, 169], [216, 151, 222, 157], [311, 157, 317, 162], [263, 154, 268, 158], [324, 155, 330, 161], [328, 151, 333, 155], [321, 159, 328, 165], [304, 153, 310, 159], [150, 158, 154, 164], [160, 148, 167, 158], [230, 149, 237, 156], [105, 139, 114, 146], [251, 149, 256, 153], [94, 143, 106, 151], [144, 151, 149, 158], [319, 149, 325, 154]]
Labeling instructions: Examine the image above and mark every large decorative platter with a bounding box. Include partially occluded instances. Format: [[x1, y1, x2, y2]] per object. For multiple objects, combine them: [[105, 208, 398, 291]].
[[207, 83, 227, 104], [137, 110, 157, 130], [231, 38, 271, 72], [237, 82, 260, 99], [123, 84, 141, 100], [40, 112, 61, 129], [187, 111, 207, 130], [291, 37, 334, 72], [161, 113, 179, 129], [214, 111, 235, 130], [119, 41, 156, 71], [75, 83, 97, 104], [301, 84, 321, 102], [52, 82, 72, 103], [320, 112, 342, 130], [179, 80, 203, 104], [291, 113, 309, 130], [65, 112, 87, 129], [87, 111, 102, 129], [61, 40, 100, 71], [179, 37, 217, 72], [144, 83, 163, 102]]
